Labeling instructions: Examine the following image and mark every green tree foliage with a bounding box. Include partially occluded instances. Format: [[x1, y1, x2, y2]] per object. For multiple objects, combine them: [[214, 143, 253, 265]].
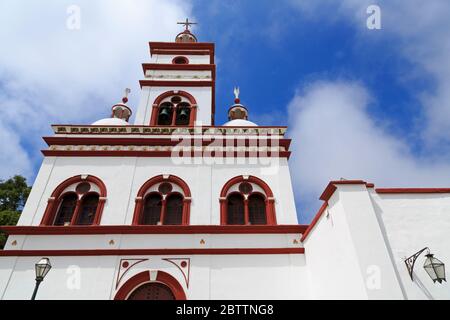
[[0, 175, 31, 249]]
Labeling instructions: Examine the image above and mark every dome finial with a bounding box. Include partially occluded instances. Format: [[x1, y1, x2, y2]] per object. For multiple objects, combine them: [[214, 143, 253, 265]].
[[233, 86, 240, 104], [122, 88, 131, 103], [228, 86, 248, 121], [111, 88, 132, 122]]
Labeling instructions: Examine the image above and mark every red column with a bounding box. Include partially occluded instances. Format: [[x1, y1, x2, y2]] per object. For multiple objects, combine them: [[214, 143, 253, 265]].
[[219, 198, 227, 225], [150, 105, 159, 125], [132, 197, 143, 225], [160, 199, 167, 225], [93, 198, 107, 225], [244, 199, 249, 225], [183, 198, 191, 225], [70, 199, 82, 225], [40, 198, 56, 225], [266, 198, 277, 225]]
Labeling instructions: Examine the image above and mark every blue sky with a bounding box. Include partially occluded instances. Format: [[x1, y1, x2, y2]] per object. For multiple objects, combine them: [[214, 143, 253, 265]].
[[1, 1, 450, 223]]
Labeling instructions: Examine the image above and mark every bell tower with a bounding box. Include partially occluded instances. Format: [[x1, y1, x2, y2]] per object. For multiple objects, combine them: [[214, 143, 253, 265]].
[[134, 20, 215, 126]]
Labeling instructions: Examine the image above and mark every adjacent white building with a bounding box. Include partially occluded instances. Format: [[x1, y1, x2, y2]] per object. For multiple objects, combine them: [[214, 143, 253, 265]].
[[0, 25, 448, 300]]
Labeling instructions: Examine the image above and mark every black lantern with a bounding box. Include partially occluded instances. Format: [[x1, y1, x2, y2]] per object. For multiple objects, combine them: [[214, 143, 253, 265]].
[[31, 257, 52, 300], [405, 247, 446, 284], [423, 254, 446, 284]]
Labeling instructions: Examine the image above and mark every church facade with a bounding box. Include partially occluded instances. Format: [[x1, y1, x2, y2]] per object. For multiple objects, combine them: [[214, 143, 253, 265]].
[[0, 24, 449, 300]]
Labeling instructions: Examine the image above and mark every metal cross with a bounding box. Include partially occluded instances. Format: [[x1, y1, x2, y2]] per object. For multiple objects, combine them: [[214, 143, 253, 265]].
[[177, 18, 197, 31]]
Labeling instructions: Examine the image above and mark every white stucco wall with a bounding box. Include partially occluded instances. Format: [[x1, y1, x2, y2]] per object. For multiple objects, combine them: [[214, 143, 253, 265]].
[[150, 54, 211, 65], [303, 197, 369, 299], [303, 184, 405, 299], [18, 156, 298, 227], [371, 191, 450, 300], [0, 254, 307, 300]]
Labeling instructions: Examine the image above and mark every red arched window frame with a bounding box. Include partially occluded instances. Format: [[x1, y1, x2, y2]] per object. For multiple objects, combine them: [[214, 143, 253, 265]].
[[150, 90, 197, 126], [40, 175, 107, 226], [132, 175, 191, 226], [114, 270, 186, 300], [219, 175, 276, 225]]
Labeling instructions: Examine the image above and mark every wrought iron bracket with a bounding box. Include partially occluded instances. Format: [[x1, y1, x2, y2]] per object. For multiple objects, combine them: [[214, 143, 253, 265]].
[[405, 247, 430, 281]]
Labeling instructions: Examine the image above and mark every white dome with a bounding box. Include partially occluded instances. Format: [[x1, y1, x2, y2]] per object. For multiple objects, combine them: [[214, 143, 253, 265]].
[[223, 119, 257, 127], [91, 118, 129, 126]]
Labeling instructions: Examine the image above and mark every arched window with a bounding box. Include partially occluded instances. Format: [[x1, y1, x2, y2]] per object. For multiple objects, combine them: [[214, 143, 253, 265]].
[[226, 193, 245, 225], [76, 193, 99, 225], [164, 193, 184, 225], [142, 193, 162, 225], [150, 91, 197, 126], [40, 175, 107, 226], [54, 193, 78, 226], [220, 175, 276, 225], [248, 193, 267, 225], [133, 175, 191, 226]]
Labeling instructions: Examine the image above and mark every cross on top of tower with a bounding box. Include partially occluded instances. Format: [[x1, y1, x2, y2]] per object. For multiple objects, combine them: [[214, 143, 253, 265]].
[[177, 18, 197, 31]]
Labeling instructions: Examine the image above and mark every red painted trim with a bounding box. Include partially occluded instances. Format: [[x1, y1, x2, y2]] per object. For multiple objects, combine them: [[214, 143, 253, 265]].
[[220, 175, 274, 198], [116, 259, 148, 289], [51, 124, 288, 130], [143, 63, 215, 75], [375, 188, 450, 194], [319, 180, 372, 201], [139, 80, 213, 88], [114, 270, 186, 300], [0, 248, 305, 257], [40, 175, 107, 226], [114, 270, 150, 299], [0, 225, 307, 235], [41, 150, 291, 158], [43, 137, 292, 149], [155, 271, 186, 299], [149, 42, 214, 64], [137, 175, 191, 198], [149, 42, 215, 50], [162, 258, 190, 288], [300, 202, 328, 242], [153, 90, 197, 106]]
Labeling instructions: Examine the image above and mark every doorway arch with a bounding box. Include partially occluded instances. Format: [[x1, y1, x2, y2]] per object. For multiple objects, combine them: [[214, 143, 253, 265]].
[[114, 270, 186, 300]]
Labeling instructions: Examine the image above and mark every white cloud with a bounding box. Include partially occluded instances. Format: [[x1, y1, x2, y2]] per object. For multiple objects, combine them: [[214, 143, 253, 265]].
[[284, 1, 450, 221], [290, 0, 450, 147], [0, 0, 192, 181], [288, 81, 450, 221]]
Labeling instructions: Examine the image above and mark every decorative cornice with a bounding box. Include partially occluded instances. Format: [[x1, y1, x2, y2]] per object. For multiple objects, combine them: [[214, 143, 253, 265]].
[[0, 225, 308, 235], [0, 248, 305, 257], [50, 125, 288, 136]]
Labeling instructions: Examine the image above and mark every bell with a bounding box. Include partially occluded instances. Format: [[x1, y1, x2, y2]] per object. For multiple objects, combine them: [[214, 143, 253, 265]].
[[178, 108, 189, 122], [158, 107, 171, 122]]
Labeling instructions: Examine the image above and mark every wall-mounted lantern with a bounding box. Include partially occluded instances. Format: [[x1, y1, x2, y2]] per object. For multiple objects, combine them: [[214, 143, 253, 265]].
[[31, 257, 52, 300], [405, 247, 446, 284]]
